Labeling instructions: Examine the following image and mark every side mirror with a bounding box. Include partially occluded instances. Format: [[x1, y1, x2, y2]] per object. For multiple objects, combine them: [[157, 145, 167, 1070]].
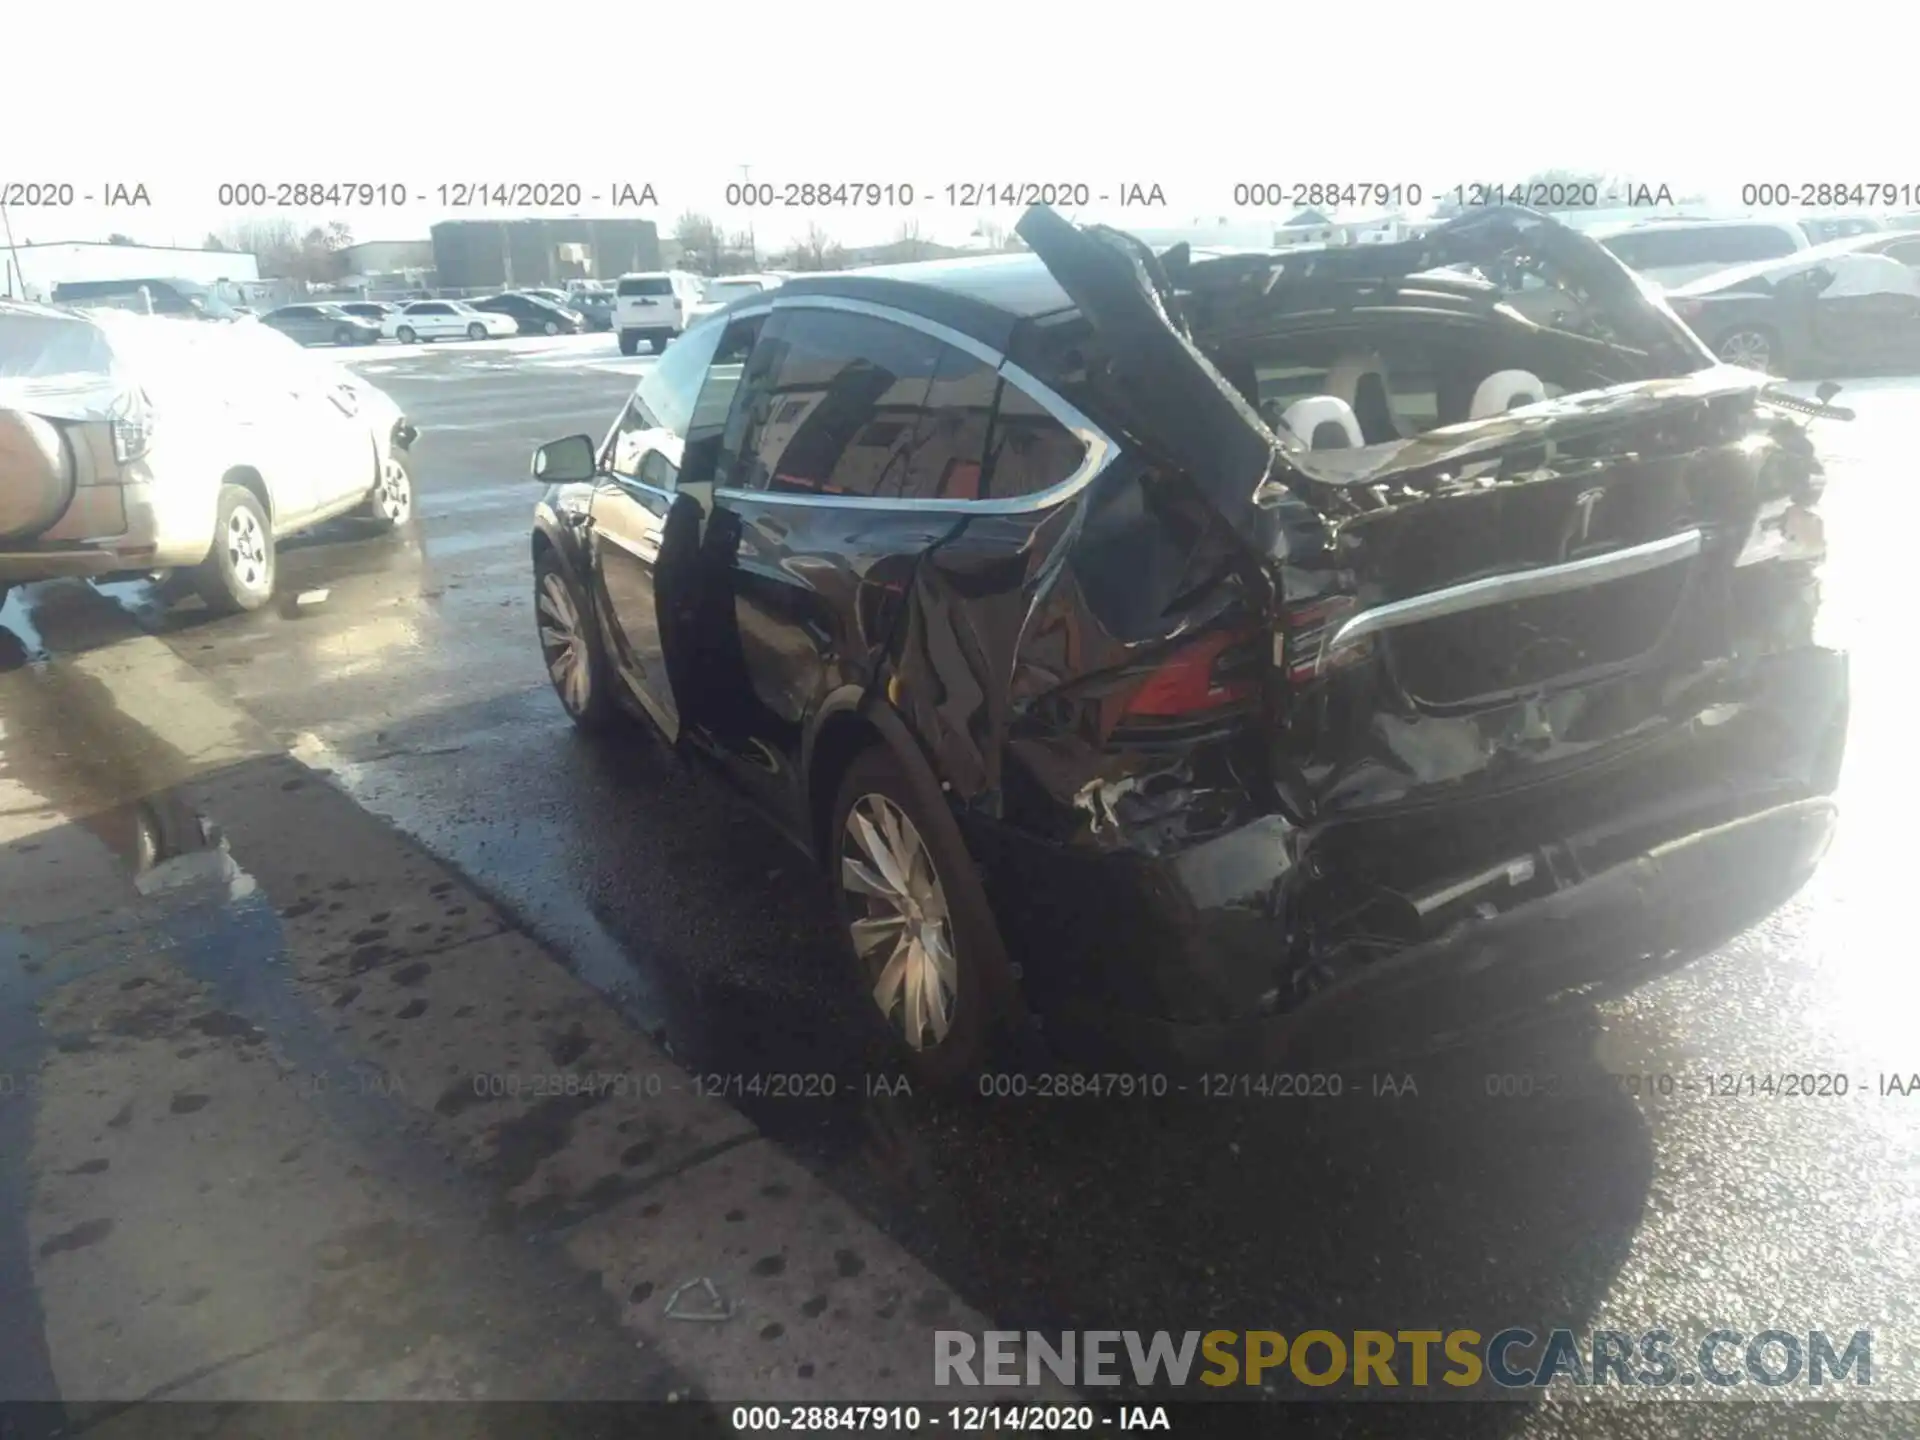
[[532, 434, 597, 484], [1816, 381, 1843, 405]]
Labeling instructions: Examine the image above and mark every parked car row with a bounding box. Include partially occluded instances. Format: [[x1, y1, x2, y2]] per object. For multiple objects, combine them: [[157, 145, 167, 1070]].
[[523, 204, 1847, 1085], [0, 299, 417, 613]]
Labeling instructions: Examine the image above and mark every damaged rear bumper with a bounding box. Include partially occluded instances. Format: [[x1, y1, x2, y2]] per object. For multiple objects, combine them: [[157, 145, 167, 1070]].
[[1070, 794, 1836, 1074], [972, 643, 1848, 1073]]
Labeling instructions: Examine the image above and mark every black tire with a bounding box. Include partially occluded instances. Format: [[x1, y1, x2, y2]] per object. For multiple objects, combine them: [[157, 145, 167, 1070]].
[[333, 326, 353, 345], [533, 549, 620, 732], [395, 324, 417, 344], [354, 449, 415, 531], [829, 746, 1012, 1088], [467, 322, 487, 340], [543, 320, 559, 336], [1715, 325, 1782, 375], [649, 333, 670, 354], [0, 582, 12, 612], [194, 483, 275, 614], [618, 331, 640, 357]]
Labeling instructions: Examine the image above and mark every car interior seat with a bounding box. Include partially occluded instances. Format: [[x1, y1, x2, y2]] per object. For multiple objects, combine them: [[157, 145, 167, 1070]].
[[1326, 353, 1405, 443], [1279, 396, 1365, 450], [1469, 369, 1548, 419]]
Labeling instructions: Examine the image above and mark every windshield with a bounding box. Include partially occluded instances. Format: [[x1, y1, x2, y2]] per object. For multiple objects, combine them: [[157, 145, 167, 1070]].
[[0, 310, 119, 378]]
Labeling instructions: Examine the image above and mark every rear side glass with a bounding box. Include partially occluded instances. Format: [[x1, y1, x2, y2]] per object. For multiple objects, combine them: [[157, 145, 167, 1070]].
[[984, 383, 1086, 499], [897, 344, 997, 500]]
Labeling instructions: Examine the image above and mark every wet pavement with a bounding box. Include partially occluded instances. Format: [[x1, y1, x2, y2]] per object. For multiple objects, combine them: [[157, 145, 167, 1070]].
[[3, 335, 1917, 1433], [0, 579, 1039, 1424]]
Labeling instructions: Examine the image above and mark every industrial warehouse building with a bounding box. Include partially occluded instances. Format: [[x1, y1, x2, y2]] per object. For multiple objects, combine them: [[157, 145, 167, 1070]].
[[429, 218, 662, 290]]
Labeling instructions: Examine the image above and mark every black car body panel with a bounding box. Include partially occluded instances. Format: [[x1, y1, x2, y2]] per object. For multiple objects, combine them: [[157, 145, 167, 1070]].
[[571, 293, 616, 331], [473, 293, 585, 334], [260, 305, 381, 345], [533, 205, 1849, 1069]]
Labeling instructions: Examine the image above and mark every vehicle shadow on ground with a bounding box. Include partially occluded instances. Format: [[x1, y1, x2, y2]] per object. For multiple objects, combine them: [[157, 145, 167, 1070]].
[[337, 685, 1671, 1435], [2, 588, 1669, 1434]]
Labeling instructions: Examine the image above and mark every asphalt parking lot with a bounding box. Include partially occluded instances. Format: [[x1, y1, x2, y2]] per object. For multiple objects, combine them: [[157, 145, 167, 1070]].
[[5, 331, 1918, 1432]]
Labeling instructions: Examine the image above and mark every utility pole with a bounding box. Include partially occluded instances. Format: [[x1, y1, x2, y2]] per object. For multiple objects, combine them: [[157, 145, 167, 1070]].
[[740, 164, 757, 266], [1, 202, 25, 299]]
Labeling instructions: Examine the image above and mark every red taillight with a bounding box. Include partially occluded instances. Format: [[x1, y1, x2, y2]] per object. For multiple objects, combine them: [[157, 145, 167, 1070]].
[[1281, 596, 1367, 686], [1120, 628, 1258, 718]]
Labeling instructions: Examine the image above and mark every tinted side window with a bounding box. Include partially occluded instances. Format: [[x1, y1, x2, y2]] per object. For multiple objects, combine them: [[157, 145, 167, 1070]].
[[733, 309, 942, 498], [680, 314, 766, 489], [626, 310, 731, 438], [984, 383, 1087, 499], [1880, 238, 1920, 268]]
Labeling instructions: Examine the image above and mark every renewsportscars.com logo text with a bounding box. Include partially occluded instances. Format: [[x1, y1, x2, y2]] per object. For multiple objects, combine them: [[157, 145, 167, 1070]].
[[934, 1329, 1873, 1391]]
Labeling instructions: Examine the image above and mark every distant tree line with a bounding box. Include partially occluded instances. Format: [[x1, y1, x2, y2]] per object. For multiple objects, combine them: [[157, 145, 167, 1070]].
[[210, 218, 354, 283]]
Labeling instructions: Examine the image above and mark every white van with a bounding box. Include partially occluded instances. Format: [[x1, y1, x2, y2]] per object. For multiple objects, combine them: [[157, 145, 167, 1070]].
[[614, 271, 705, 356], [1594, 219, 1812, 288]]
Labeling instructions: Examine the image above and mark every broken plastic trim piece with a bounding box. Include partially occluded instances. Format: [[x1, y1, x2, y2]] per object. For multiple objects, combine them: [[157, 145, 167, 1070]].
[[662, 1276, 734, 1322]]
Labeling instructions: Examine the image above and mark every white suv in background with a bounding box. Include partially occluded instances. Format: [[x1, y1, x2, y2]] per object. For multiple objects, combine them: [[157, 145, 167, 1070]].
[[614, 271, 705, 355], [1594, 219, 1812, 288], [685, 273, 786, 327], [0, 302, 418, 615]]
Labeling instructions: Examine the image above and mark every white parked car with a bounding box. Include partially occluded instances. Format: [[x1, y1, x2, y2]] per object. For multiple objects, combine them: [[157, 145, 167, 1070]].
[[614, 271, 706, 355], [686, 273, 786, 327], [1592, 218, 1812, 289], [0, 301, 418, 615], [383, 299, 517, 343]]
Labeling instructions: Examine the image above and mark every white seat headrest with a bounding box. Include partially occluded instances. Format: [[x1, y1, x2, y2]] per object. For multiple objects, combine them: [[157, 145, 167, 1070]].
[[1280, 396, 1365, 450], [1471, 370, 1547, 418]]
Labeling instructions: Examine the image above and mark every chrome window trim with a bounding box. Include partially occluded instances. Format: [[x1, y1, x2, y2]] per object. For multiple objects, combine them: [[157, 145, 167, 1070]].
[[766, 293, 1003, 368], [1325, 528, 1705, 655], [709, 297, 1118, 515]]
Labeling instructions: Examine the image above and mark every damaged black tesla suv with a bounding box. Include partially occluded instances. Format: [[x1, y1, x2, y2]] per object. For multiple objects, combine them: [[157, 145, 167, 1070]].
[[526, 203, 1848, 1085]]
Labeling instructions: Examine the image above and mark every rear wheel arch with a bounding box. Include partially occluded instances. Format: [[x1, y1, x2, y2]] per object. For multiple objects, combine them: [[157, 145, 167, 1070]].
[[813, 693, 1030, 1070], [807, 700, 888, 864]]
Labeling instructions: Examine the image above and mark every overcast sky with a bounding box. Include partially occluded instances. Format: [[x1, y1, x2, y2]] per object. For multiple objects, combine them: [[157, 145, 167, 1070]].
[[4, 2, 1908, 257]]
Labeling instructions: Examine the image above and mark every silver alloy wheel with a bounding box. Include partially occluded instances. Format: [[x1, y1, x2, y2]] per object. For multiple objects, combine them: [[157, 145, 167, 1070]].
[[1719, 330, 1773, 370], [226, 505, 270, 597], [841, 794, 958, 1051], [536, 571, 590, 716], [375, 456, 412, 524], [396, 325, 416, 344]]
